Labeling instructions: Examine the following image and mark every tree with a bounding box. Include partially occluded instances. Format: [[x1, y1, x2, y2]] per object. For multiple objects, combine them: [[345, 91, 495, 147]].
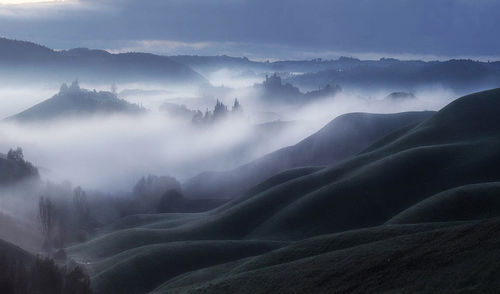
[[158, 189, 184, 213], [7, 147, 24, 162], [232, 98, 243, 113], [133, 175, 181, 212], [70, 79, 79, 89], [60, 83, 69, 93], [73, 186, 90, 238], [39, 196, 55, 252], [73, 187, 88, 219]]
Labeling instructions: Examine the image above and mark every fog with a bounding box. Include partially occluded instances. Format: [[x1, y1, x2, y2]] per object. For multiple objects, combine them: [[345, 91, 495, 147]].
[[0, 78, 457, 193], [0, 71, 464, 256]]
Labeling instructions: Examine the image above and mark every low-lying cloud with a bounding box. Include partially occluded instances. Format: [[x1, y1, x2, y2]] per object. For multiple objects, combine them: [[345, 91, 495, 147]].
[[0, 82, 458, 193]]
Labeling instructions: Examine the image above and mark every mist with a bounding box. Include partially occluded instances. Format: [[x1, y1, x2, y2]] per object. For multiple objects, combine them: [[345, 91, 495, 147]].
[[0, 80, 457, 193]]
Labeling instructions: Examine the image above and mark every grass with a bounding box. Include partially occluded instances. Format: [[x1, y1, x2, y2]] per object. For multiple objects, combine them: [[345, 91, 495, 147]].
[[388, 182, 500, 224], [153, 218, 500, 293], [66, 88, 500, 293], [89, 240, 286, 294]]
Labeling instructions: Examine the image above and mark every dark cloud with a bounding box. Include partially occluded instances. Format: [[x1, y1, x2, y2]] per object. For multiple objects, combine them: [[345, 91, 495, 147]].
[[0, 0, 499, 59]]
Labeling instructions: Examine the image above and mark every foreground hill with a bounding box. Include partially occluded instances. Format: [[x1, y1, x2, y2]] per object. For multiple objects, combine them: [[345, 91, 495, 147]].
[[183, 111, 434, 199], [6, 80, 144, 122], [0, 37, 207, 86], [387, 182, 500, 224], [153, 218, 500, 293], [66, 88, 500, 293]]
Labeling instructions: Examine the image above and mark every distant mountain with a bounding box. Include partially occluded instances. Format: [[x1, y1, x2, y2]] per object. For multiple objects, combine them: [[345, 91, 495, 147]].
[[288, 59, 500, 92], [182, 111, 434, 199], [170, 55, 266, 74], [6, 80, 145, 122], [171, 54, 500, 92], [0, 38, 207, 86]]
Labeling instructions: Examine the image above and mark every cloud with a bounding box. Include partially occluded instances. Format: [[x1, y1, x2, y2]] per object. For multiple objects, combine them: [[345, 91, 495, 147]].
[[0, 0, 499, 62], [0, 0, 94, 20], [105, 40, 214, 55], [0, 81, 459, 192]]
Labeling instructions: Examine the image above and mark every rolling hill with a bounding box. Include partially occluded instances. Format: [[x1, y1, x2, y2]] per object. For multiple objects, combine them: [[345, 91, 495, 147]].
[[152, 218, 500, 293], [0, 37, 207, 86], [387, 182, 500, 224], [183, 111, 435, 199], [171, 54, 500, 93], [64, 88, 500, 293], [287, 59, 500, 92], [6, 80, 145, 122]]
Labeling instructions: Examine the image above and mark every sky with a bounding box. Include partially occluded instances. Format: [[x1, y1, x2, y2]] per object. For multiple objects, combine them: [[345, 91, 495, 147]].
[[0, 0, 499, 60]]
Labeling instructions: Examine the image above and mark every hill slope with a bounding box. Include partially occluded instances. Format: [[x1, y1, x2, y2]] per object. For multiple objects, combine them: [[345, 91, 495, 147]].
[[387, 182, 500, 224], [153, 218, 500, 294], [67, 88, 500, 293], [0, 37, 207, 86], [69, 89, 500, 258], [6, 81, 144, 122], [183, 111, 434, 199]]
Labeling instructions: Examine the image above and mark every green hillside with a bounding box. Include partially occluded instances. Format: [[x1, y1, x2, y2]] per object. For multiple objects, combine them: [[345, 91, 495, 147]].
[[153, 218, 500, 293], [65, 88, 500, 293], [183, 111, 434, 199], [388, 182, 500, 224]]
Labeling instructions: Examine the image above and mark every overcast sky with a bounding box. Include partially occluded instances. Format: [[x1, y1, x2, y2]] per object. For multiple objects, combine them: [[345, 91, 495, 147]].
[[0, 0, 499, 60]]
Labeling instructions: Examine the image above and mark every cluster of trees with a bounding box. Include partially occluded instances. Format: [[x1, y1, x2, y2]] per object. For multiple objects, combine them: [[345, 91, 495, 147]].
[[261, 73, 302, 98], [0, 147, 39, 184], [258, 73, 341, 102], [132, 175, 183, 213], [59, 79, 81, 94], [0, 254, 92, 294], [38, 185, 95, 253], [34, 173, 216, 254], [192, 98, 243, 125]]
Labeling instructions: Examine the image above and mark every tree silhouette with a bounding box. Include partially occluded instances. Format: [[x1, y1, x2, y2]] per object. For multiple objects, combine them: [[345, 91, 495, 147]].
[[39, 196, 55, 252], [7, 147, 24, 162]]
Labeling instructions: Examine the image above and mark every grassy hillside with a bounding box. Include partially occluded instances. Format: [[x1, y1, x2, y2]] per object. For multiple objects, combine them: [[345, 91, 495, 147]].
[[89, 240, 285, 294], [0, 238, 35, 265], [183, 111, 434, 199], [7, 82, 144, 122], [0, 212, 42, 253], [66, 88, 500, 293], [387, 182, 500, 224], [70, 88, 500, 254], [153, 218, 500, 293]]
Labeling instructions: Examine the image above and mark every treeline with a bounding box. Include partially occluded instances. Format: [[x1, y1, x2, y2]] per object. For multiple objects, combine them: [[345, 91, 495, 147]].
[[0, 254, 92, 294], [192, 98, 244, 125], [36, 174, 224, 253], [258, 73, 341, 102], [38, 184, 97, 253], [0, 147, 39, 184]]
